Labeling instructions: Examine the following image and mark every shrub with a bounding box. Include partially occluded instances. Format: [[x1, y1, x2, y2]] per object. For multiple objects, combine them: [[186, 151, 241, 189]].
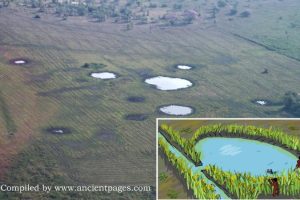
[[240, 10, 251, 18], [173, 4, 182, 10], [149, 3, 157, 8], [228, 9, 237, 16], [217, 0, 226, 8]]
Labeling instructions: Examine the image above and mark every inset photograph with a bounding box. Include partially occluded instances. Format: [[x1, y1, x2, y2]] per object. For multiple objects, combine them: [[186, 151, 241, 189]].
[[157, 119, 300, 199]]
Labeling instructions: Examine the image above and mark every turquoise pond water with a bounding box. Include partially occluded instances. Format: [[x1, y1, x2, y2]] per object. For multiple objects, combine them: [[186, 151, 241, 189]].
[[195, 137, 298, 176]]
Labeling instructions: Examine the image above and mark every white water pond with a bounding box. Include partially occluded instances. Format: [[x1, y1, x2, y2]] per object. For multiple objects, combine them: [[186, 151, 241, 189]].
[[177, 65, 192, 70], [145, 76, 192, 90], [90, 72, 116, 79], [159, 105, 193, 115], [14, 60, 26, 64], [256, 100, 267, 105]]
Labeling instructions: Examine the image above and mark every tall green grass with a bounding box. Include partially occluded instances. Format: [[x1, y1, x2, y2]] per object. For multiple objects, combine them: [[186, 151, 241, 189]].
[[205, 165, 300, 199], [191, 124, 300, 151], [160, 124, 201, 164], [159, 138, 220, 199]]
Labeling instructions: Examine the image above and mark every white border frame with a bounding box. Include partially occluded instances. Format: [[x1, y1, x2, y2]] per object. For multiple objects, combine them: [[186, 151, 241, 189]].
[[156, 118, 300, 200]]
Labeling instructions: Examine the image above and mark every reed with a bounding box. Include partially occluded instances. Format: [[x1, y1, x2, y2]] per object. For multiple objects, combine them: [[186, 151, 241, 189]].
[[191, 124, 300, 152], [159, 138, 220, 199], [205, 165, 300, 199], [160, 124, 201, 164]]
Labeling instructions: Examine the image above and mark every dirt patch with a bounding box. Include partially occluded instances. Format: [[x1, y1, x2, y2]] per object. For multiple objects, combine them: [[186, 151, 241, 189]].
[[27, 73, 51, 84], [135, 68, 154, 79], [37, 85, 98, 97], [45, 127, 71, 135], [127, 96, 145, 103], [213, 54, 237, 65], [96, 129, 117, 141], [81, 63, 106, 69], [124, 114, 148, 121]]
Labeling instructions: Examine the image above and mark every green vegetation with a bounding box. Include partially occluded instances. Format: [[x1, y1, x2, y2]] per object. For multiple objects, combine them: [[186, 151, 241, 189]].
[[159, 172, 168, 182], [2, 0, 300, 199], [161, 123, 300, 161], [205, 165, 300, 199], [160, 124, 201, 165], [159, 138, 220, 199], [167, 189, 179, 199], [283, 91, 300, 117], [0, 90, 17, 134], [191, 124, 300, 151]]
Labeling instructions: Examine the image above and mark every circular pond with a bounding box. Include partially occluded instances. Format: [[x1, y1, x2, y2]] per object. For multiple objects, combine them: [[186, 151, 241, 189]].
[[90, 72, 117, 79], [255, 100, 267, 105], [145, 76, 192, 91], [10, 59, 28, 65], [195, 137, 297, 176], [14, 60, 26, 64], [159, 105, 193, 116], [177, 65, 192, 70], [46, 127, 71, 135]]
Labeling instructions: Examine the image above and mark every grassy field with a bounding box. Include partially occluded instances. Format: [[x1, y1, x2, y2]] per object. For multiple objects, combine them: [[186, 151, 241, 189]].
[[0, 0, 300, 199]]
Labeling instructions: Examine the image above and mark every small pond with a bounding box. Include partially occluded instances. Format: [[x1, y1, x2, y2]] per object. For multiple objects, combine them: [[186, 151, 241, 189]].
[[159, 105, 193, 116], [195, 137, 297, 176], [46, 127, 71, 135], [90, 72, 117, 79], [145, 76, 192, 91], [256, 100, 267, 105], [177, 65, 192, 70], [14, 60, 26, 64]]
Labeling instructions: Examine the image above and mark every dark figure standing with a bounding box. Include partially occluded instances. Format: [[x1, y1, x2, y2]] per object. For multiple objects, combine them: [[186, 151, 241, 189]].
[[295, 156, 300, 174], [262, 68, 268, 74], [296, 156, 300, 170], [269, 178, 279, 197]]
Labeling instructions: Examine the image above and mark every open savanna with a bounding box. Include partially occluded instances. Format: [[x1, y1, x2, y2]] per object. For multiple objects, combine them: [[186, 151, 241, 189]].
[[1, 0, 300, 199]]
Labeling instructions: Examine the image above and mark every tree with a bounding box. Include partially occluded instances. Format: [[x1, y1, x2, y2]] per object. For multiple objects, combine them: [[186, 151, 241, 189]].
[[283, 91, 300, 116], [217, 0, 226, 8], [126, 22, 133, 30], [0, 0, 10, 7], [93, 6, 106, 22], [240, 10, 251, 18]]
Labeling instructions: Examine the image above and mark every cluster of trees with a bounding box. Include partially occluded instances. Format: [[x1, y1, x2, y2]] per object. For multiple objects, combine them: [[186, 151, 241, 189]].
[[160, 124, 201, 164], [0, 0, 10, 7], [159, 138, 221, 199], [205, 165, 300, 199], [283, 91, 300, 117]]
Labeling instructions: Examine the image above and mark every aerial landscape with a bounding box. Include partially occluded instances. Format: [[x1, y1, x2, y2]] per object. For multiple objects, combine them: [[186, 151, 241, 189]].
[[158, 119, 300, 199], [0, 0, 300, 199]]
